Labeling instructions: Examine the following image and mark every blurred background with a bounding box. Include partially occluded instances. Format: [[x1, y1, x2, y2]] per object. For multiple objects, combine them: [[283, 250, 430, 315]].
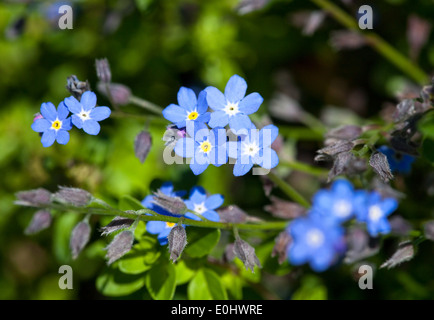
[[0, 0, 433, 299]]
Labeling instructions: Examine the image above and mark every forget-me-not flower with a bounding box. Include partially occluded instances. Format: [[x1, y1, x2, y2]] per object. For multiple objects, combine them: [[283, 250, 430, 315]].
[[205, 75, 263, 132], [31, 102, 72, 147], [227, 124, 279, 176], [287, 215, 345, 272], [378, 145, 415, 174], [184, 186, 223, 222], [162, 87, 210, 129], [64, 91, 111, 135], [354, 191, 398, 237]]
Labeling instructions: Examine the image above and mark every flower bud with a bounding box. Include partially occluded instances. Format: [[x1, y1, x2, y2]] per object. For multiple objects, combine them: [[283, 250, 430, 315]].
[[168, 225, 187, 263], [54, 187, 92, 207], [264, 196, 306, 219], [97, 82, 131, 106], [424, 221, 434, 241], [95, 58, 112, 83], [66, 75, 91, 101], [233, 237, 261, 272], [369, 152, 394, 183], [100, 216, 135, 236], [152, 190, 187, 215], [105, 230, 134, 265], [134, 131, 152, 164], [15, 188, 52, 207], [70, 221, 91, 259], [271, 231, 291, 264], [380, 241, 414, 269], [217, 205, 249, 223], [25, 210, 52, 235]]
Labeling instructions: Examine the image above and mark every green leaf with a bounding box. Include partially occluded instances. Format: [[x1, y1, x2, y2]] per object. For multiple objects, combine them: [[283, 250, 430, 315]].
[[174, 260, 196, 286], [119, 195, 145, 211], [96, 268, 146, 297], [221, 272, 243, 300], [134, 220, 147, 240], [52, 212, 80, 263], [184, 228, 220, 258], [419, 112, 434, 139], [135, 0, 153, 11], [188, 268, 228, 300], [234, 258, 261, 283], [119, 237, 160, 275], [292, 276, 327, 300], [145, 258, 177, 300], [422, 138, 434, 164]]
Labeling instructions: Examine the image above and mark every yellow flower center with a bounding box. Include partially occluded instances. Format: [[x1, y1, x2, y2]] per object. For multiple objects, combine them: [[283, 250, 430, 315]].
[[188, 111, 199, 120], [166, 222, 176, 228], [200, 141, 212, 153], [51, 120, 62, 130]]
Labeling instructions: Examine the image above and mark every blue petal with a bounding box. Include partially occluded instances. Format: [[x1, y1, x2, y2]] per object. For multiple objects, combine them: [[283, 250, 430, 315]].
[[174, 138, 195, 158], [163, 104, 187, 125], [185, 212, 201, 221], [41, 130, 56, 147], [233, 159, 253, 176], [83, 120, 101, 135], [205, 86, 226, 110], [205, 194, 224, 210], [57, 102, 69, 120], [189, 186, 207, 204], [71, 115, 83, 129], [186, 121, 208, 138], [196, 112, 211, 124], [310, 247, 334, 272], [202, 210, 220, 222], [224, 75, 247, 103], [227, 141, 239, 159], [197, 90, 208, 114], [141, 195, 154, 208], [254, 147, 279, 169], [31, 119, 50, 132], [62, 117, 73, 130], [146, 221, 166, 234], [229, 114, 253, 132], [259, 124, 279, 148], [64, 96, 82, 114], [177, 87, 197, 112], [190, 162, 209, 175], [56, 130, 70, 145], [238, 92, 263, 115], [90, 106, 111, 121], [159, 182, 174, 196], [331, 179, 354, 198], [312, 190, 333, 213], [80, 91, 97, 110], [289, 243, 309, 265], [40, 102, 57, 121], [210, 144, 227, 167], [183, 199, 195, 211], [208, 111, 229, 128], [379, 198, 398, 216], [158, 236, 169, 246]]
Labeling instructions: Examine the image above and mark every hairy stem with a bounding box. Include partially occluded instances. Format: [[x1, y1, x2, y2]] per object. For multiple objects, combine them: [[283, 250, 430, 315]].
[[128, 95, 163, 115], [267, 171, 311, 208]]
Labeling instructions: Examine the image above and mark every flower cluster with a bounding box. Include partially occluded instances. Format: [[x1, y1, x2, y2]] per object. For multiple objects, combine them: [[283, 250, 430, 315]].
[[287, 180, 398, 272], [162, 75, 279, 176], [31, 91, 111, 147], [141, 182, 224, 245]]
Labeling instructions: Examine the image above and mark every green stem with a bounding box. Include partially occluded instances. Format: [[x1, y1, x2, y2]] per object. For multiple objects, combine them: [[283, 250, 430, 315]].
[[279, 160, 328, 177], [267, 171, 311, 208], [311, 0, 429, 85], [128, 95, 163, 115]]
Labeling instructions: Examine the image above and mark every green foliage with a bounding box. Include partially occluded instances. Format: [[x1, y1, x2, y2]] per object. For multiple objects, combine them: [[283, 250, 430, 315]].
[[188, 268, 228, 300], [184, 228, 221, 258]]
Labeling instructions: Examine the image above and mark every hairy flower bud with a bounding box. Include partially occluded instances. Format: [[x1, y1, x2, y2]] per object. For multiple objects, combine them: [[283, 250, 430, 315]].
[[54, 187, 92, 207], [325, 125, 362, 141], [100, 216, 135, 236], [234, 237, 261, 272], [272, 231, 291, 264], [105, 230, 134, 265], [95, 58, 112, 83], [423, 221, 434, 241], [168, 225, 187, 263], [217, 205, 249, 223], [369, 152, 394, 183], [66, 75, 91, 101], [380, 241, 414, 269], [70, 221, 91, 259], [97, 82, 131, 106], [264, 196, 306, 219], [15, 188, 52, 206], [134, 131, 152, 163], [25, 210, 52, 235], [152, 190, 187, 215]]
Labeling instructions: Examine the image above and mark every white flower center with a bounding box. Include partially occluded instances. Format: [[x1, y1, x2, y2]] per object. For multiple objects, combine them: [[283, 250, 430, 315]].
[[78, 109, 91, 122], [224, 102, 239, 116], [242, 142, 259, 157], [368, 205, 383, 221], [193, 202, 207, 214], [333, 200, 352, 218], [306, 228, 325, 248]]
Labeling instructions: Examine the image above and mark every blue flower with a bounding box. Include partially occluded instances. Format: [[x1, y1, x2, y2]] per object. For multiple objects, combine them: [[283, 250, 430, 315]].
[[354, 191, 398, 237], [311, 179, 356, 224], [287, 215, 345, 272], [184, 186, 223, 222], [174, 126, 227, 175], [141, 182, 186, 217], [227, 124, 279, 176], [162, 87, 211, 129], [64, 91, 111, 135], [146, 221, 183, 245], [205, 75, 263, 132], [31, 102, 72, 147], [378, 145, 415, 174]]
